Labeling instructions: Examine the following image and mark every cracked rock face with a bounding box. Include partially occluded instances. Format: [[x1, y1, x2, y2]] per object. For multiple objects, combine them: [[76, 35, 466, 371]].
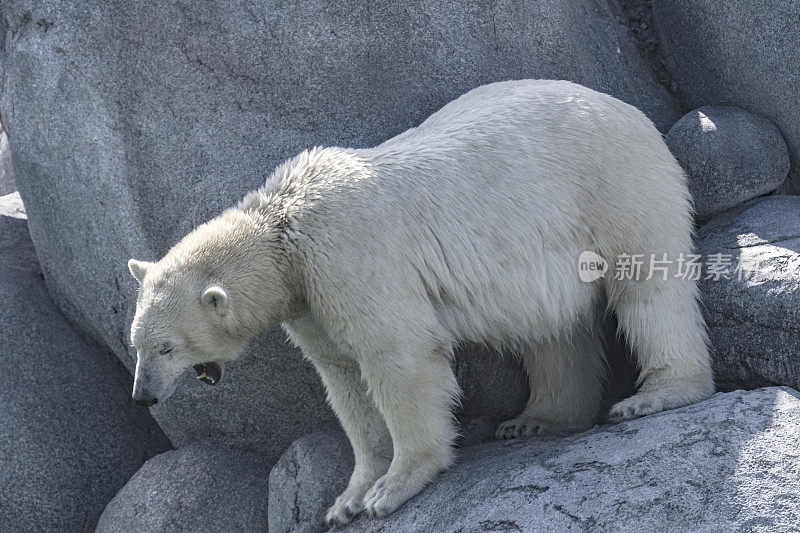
[[697, 195, 800, 391], [268, 432, 353, 533], [270, 388, 800, 533], [0, 0, 674, 462]]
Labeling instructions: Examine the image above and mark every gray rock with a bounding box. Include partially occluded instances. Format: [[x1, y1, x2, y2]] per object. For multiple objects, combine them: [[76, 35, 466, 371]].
[[0, 0, 671, 462], [653, 0, 800, 192], [269, 431, 354, 533], [0, 127, 14, 195], [97, 440, 272, 533], [273, 388, 800, 533], [0, 193, 171, 532], [697, 195, 800, 391], [666, 106, 789, 220]]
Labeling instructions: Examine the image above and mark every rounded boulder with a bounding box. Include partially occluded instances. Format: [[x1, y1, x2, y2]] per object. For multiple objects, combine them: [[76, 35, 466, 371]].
[[97, 440, 272, 533], [666, 106, 789, 219]]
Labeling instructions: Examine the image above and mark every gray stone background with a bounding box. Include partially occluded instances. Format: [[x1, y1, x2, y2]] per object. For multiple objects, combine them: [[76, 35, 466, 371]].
[[0, 0, 798, 531]]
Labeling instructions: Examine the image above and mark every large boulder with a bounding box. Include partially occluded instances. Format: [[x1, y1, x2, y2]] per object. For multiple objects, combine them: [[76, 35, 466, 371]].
[[0, 193, 171, 532], [0, 0, 670, 461], [697, 195, 800, 391], [271, 388, 800, 532], [97, 440, 272, 533], [652, 0, 800, 192], [665, 106, 789, 220]]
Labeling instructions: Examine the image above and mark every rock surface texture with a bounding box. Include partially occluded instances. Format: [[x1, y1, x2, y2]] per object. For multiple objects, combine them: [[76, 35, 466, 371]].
[[0, 0, 674, 461], [697, 195, 800, 391], [653, 0, 800, 191], [0, 193, 171, 532], [665, 106, 789, 220], [269, 432, 354, 533], [271, 388, 800, 533], [97, 440, 272, 533]]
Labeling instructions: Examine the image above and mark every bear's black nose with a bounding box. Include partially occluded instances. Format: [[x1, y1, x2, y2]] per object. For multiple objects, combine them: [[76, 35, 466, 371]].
[[132, 385, 158, 406], [133, 397, 158, 407]]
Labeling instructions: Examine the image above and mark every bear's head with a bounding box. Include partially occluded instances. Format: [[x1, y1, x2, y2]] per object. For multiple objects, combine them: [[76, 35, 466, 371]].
[[127, 208, 293, 406]]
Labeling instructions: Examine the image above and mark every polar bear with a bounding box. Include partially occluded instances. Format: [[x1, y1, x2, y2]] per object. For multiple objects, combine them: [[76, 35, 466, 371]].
[[128, 80, 714, 525]]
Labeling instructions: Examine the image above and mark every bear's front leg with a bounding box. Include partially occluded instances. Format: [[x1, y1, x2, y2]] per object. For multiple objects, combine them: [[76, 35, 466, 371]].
[[311, 360, 393, 528], [358, 345, 460, 518], [284, 317, 393, 528]]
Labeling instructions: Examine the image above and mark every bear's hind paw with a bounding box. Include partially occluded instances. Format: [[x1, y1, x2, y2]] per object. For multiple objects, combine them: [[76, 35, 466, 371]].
[[495, 415, 561, 440], [609, 392, 663, 422]]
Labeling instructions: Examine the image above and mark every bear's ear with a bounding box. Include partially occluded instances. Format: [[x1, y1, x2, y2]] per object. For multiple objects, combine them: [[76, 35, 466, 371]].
[[128, 259, 154, 283], [201, 285, 229, 312]]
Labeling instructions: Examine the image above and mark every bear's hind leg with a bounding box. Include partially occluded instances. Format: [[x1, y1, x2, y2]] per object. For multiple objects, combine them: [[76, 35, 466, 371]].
[[610, 279, 714, 420], [496, 324, 606, 440]]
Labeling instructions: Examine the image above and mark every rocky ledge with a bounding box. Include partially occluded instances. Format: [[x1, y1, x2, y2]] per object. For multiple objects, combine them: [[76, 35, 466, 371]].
[[270, 388, 800, 532]]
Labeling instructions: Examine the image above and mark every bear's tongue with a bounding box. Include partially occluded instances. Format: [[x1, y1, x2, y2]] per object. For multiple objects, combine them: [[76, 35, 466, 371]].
[[193, 362, 222, 385]]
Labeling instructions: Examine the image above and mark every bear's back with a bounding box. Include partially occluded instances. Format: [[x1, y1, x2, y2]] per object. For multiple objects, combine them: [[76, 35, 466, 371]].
[[278, 80, 691, 345]]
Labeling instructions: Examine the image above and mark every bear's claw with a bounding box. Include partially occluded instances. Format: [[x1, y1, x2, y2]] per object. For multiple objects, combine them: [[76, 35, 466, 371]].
[[609, 392, 661, 422], [361, 471, 425, 518], [324, 491, 364, 529]]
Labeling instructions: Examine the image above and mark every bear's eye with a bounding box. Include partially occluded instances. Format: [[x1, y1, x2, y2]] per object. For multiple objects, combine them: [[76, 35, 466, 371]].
[[158, 345, 173, 356]]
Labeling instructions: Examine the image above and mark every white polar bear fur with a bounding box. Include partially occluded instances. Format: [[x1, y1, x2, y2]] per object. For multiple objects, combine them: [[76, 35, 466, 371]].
[[128, 80, 713, 524]]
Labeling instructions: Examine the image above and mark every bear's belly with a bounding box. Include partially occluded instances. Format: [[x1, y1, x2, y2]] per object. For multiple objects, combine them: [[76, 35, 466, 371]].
[[424, 239, 602, 348]]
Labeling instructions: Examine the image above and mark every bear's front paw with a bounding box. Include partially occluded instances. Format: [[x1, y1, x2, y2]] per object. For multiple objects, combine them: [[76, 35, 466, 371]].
[[495, 415, 561, 439], [325, 490, 364, 529], [362, 471, 423, 518]]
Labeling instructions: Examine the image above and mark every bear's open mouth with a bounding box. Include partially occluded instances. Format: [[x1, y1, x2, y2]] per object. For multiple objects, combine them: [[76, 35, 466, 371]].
[[193, 362, 223, 385]]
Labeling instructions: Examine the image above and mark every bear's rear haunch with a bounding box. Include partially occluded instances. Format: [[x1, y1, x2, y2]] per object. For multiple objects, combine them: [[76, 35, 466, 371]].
[[127, 80, 714, 525]]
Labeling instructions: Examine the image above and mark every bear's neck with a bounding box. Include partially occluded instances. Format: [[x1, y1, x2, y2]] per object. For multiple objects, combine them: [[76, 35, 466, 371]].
[[231, 208, 307, 334]]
